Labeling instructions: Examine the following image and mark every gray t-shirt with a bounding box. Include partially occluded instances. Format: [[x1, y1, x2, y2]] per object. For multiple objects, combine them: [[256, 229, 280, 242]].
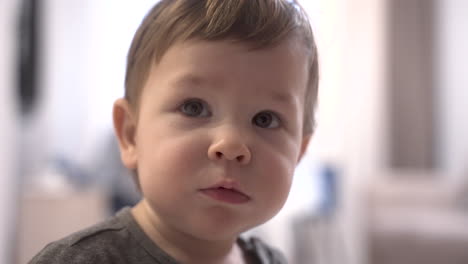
[[29, 207, 287, 264]]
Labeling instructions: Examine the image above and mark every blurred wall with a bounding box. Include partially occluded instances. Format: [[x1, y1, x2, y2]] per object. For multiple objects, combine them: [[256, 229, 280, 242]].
[[301, 0, 388, 263], [340, 0, 388, 263], [436, 0, 468, 179], [34, 0, 114, 174], [22, 0, 157, 182], [0, 0, 19, 263]]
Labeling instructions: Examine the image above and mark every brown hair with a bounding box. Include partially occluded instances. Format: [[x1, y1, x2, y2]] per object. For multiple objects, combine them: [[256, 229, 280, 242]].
[[124, 0, 319, 135]]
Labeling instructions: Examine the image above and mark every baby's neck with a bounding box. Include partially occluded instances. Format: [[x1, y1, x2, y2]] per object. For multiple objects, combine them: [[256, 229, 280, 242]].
[[131, 201, 246, 264]]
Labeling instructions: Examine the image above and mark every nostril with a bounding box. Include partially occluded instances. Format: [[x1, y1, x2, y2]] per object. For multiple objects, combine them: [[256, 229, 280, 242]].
[[237, 156, 244, 163], [216, 152, 223, 159]]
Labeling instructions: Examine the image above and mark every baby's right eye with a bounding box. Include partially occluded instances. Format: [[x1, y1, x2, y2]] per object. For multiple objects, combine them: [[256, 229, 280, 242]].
[[179, 99, 211, 117]]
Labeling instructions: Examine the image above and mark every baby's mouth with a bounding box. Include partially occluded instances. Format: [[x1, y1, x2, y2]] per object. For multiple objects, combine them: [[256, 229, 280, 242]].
[[200, 187, 251, 204]]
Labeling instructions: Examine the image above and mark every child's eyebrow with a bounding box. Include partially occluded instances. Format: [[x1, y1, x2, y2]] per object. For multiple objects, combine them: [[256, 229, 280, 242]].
[[270, 91, 295, 105], [171, 74, 207, 88], [171, 73, 296, 106]]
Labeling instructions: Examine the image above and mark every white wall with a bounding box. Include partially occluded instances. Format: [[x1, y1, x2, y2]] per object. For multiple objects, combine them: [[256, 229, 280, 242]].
[[0, 0, 19, 263], [338, 1, 388, 264], [436, 0, 468, 180], [25, 0, 157, 180], [307, 0, 388, 263], [308, 0, 387, 263]]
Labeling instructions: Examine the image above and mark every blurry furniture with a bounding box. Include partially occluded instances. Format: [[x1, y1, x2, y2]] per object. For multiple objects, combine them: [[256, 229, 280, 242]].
[[15, 190, 107, 264], [366, 171, 468, 264]]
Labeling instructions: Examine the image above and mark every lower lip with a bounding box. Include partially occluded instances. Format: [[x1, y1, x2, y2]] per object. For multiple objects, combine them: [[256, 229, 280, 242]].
[[200, 188, 250, 204]]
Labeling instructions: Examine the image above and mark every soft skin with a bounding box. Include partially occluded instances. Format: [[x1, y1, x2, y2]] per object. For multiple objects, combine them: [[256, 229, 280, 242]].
[[113, 39, 311, 264]]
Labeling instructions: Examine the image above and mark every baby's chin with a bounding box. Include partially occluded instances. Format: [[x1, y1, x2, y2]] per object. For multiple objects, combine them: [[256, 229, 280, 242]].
[[186, 212, 280, 242]]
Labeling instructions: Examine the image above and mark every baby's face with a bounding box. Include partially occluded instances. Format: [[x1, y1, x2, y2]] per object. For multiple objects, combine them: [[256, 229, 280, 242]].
[[130, 39, 309, 240]]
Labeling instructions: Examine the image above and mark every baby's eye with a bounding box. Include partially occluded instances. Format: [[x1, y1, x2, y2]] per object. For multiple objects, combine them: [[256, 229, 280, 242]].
[[179, 99, 211, 117], [252, 111, 281, 129]]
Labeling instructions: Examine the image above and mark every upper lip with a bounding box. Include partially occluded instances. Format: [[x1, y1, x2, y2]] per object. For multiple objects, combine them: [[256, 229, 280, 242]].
[[201, 179, 249, 196]]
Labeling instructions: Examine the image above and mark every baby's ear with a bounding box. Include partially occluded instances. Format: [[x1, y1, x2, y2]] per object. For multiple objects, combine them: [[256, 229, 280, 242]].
[[297, 135, 311, 163], [113, 98, 138, 169]]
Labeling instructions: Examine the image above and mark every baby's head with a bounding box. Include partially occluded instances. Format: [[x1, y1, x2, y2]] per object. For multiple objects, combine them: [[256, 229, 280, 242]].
[[114, 0, 318, 241], [124, 0, 317, 133]]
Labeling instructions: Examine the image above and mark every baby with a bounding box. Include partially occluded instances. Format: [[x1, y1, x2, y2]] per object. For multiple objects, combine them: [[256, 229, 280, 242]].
[[30, 0, 318, 263]]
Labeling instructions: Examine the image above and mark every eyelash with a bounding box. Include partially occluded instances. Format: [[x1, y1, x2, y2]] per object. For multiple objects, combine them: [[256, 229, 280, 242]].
[[178, 98, 211, 117], [178, 98, 282, 129], [252, 111, 282, 129]]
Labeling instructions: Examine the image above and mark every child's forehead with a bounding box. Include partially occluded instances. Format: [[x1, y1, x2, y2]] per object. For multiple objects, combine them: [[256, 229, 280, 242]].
[[154, 38, 307, 77], [157, 37, 309, 68], [144, 38, 308, 105]]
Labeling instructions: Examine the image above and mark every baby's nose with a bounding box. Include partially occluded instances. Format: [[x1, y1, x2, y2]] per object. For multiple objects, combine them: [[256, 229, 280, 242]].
[[207, 138, 251, 165]]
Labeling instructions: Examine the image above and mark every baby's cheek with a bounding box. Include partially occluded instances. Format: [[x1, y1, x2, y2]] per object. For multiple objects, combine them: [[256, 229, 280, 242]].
[[255, 150, 295, 209], [157, 135, 209, 171], [138, 137, 205, 201]]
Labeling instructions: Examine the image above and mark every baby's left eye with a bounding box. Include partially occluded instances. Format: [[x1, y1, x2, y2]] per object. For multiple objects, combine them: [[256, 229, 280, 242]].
[[179, 99, 211, 117], [252, 111, 281, 129]]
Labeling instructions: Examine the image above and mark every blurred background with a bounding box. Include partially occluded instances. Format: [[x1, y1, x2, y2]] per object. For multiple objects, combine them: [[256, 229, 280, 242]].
[[1, 0, 467, 263]]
